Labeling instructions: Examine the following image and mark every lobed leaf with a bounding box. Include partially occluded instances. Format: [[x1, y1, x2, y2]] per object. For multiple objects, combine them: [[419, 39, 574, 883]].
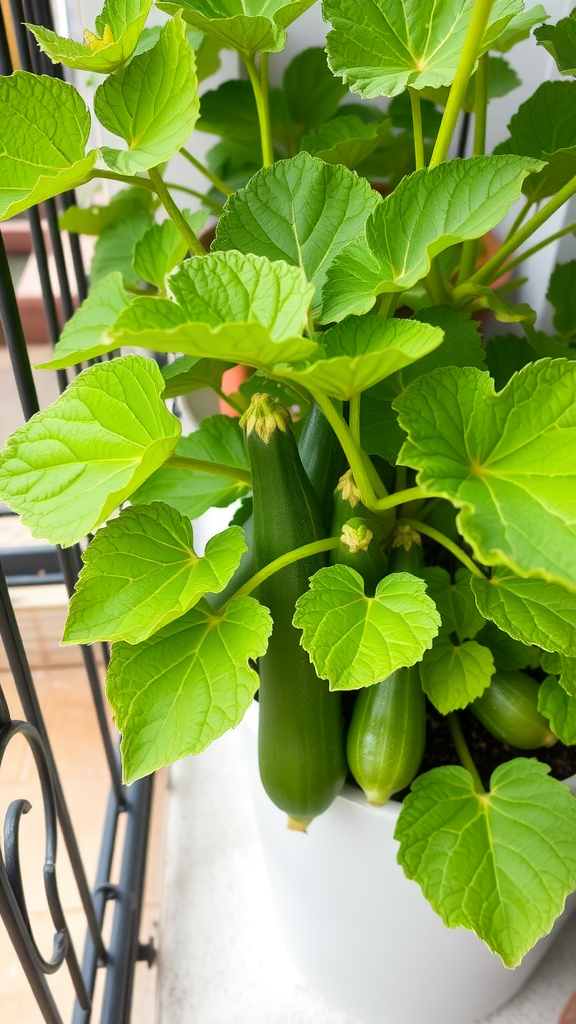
[[90, 210, 154, 287], [420, 639, 495, 714], [475, 620, 538, 671], [535, 8, 576, 77], [161, 355, 231, 399], [132, 210, 207, 290], [27, 0, 153, 73], [301, 115, 390, 170], [538, 675, 576, 746], [156, 0, 315, 56], [421, 567, 485, 643], [491, 3, 548, 52], [471, 568, 576, 657]]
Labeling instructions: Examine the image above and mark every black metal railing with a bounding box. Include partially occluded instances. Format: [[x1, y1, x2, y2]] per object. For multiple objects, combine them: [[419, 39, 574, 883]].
[[0, 2, 156, 1020]]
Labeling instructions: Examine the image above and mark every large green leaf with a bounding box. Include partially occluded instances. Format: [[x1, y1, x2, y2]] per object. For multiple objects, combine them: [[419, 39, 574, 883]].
[[321, 156, 541, 323], [420, 639, 495, 714], [161, 355, 232, 398], [132, 415, 250, 519], [90, 211, 154, 287], [301, 115, 390, 171], [361, 306, 486, 462], [293, 565, 441, 691], [283, 47, 347, 133], [0, 356, 180, 547], [94, 13, 199, 174], [132, 210, 207, 290], [27, 0, 153, 73], [323, 0, 522, 99], [491, 4, 548, 52], [471, 568, 576, 657], [547, 261, 576, 337], [0, 73, 97, 221], [475, 620, 538, 672], [64, 504, 246, 645], [395, 360, 576, 591], [36, 273, 130, 371], [275, 316, 443, 400], [538, 675, 576, 746], [156, 0, 315, 56], [213, 153, 381, 317], [495, 82, 576, 202], [421, 567, 485, 643], [395, 759, 576, 967], [106, 595, 272, 783], [535, 8, 576, 77]]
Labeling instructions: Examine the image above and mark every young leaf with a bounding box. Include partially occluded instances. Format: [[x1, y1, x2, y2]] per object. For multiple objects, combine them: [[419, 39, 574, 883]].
[[0, 73, 97, 220], [35, 273, 130, 370], [58, 186, 156, 235], [421, 567, 485, 643], [547, 261, 576, 337], [283, 47, 347, 132], [63, 504, 246, 645], [323, 0, 523, 99], [395, 360, 576, 592], [361, 306, 485, 462], [395, 759, 576, 968], [538, 675, 576, 746], [491, 3, 548, 52], [293, 565, 441, 691], [475, 620, 538, 671], [471, 568, 576, 657], [275, 316, 444, 400], [213, 153, 380, 316], [495, 82, 576, 202], [90, 211, 154, 287], [535, 8, 576, 77], [456, 283, 536, 325], [27, 0, 153, 73], [131, 415, 250, 519], [94, 13, 199, 174], [0, 356, 181, 547], [132, 210, 207, 290], [321, 155, 542, 323], [106, 596, 272, 783], [420, 639, 495, 714], [301, 115, 390, 170], [156, 0, 315, 56], [161, 355, 231, 399]]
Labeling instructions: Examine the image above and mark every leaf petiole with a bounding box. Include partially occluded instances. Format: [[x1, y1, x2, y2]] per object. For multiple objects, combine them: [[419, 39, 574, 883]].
[[458, 53, 489, 283], [180, 147, 233, 197], [92, 168, 157, 191], [230, 537, 341, 601], [400, 517, 486, 578], [243, 54, 274, 167], [148, 166, 206, 256], [164, 454, 252, 486], [374, 486, 425, 512], [309, 389, 381, 508], [448, 713, 486, 794], [485, 220, 576, 282], [409, 87, 425, 170]]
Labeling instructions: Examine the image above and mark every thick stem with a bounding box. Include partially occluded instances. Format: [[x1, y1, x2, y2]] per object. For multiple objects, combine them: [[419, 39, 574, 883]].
[[165, 183, 223, 214], [92, 168, 156, 191], [400, 517, 486, 577], [409, 87, 425, 170], [429, 0, 496, 168], [148, 167, 206, 256], [349, 393, 361, 447], [458, 52, 489, 283], [374, 486, 424, 512], [164, 454, 251, 485], [377, 292, 396, 318], [504, 197, 533, 242], [426, 259, 451, 304], [180, 147, 233, 197], [310, 390, 379, 509], [448, 714, 486, 794], [485, 220, 576, 282], [232, 537, 340, 600], [243, 54, 274, 167]]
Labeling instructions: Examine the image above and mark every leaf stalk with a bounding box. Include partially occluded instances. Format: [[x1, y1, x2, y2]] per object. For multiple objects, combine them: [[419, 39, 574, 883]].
[[231, 537, 341, 601], [400, 517, 486, 577], [180, 147, 233, 197], [448, 713, 486, 794], [164, 454, 251, 486], [243, 54, 274, 167]]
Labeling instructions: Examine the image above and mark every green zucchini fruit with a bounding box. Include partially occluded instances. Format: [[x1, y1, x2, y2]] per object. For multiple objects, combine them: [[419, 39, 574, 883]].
[[299, 400, 346, 527], [347, 666, 426, 806], [241, 393, 347, 830], [388, 524, 424, 575], [330, 516, 387, 595], [471, 670, 557, 749]]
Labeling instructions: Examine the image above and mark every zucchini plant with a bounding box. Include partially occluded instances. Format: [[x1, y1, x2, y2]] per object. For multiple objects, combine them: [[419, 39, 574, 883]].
[[3, 0, 576, 971]]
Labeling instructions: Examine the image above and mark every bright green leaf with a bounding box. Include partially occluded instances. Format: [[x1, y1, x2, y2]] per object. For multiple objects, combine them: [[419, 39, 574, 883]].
[[132, 210, 207, 290], [95, 13, 199, 174], [395, 360, 576, 591], [456, 282, 536, 324], [27, 0, 153, 73], [395, 759, 576, 967], [535, 8, 576, 76], [156, 0, 315, 56], [293, 565, 441, 691], [301, 115, 390, 170], [35, 273, 130, 371], [197, 79, 291, 149], [161, 355, 232, 399], [547, 261, 576, 337], [64, 503, 246, 645], [321, 156, 541, 323], [420, 639, 495, 714], [492, 4, 548, 52], [214, 152, 381, 316], [0, 356, 181, 547], [323, 0, 522, 99], [538, 675, 576, 746], [106, 595, 272, 782], [559, 657, 576, 697], [421, 567, 485, 643], [471, 568, 576, 657], [58, 186, 156, 236], [283, 46, 347, 131], [275, 315, 443, 400], [475, 620, 538, 671], [0, 73, 97, 221], [90, 211, 154, 287], [361, 306, 485, 462], [132, 415, 250, 519]]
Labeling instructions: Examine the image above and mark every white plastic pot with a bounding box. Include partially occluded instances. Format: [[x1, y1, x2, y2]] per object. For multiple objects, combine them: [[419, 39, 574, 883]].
[[243, 703, 576, 1024]]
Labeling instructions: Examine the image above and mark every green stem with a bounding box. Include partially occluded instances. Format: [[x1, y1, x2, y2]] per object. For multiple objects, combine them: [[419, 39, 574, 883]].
[[310, 390, 379, 509], [148, 167, 206, 256], [180, 147, 233, 197], [504, 197, 533, 242], [427, 259, 451, 304], [164, 182, 223, 215], [377, 292, 396, 318], [232, 537, 340, 600], [522, 319, 539, 347], [429, 0, 496, 168], [243, 54, 274, 167], [459, 172, 576, 293], [409, 87, 425, 170], [92, 168, 156, 192], [458, 53, 489, 284], [448, 714, 486, 794], [374, 486, 424, 512], [214, 388, 246, 414], [395, 466, 408, 492], [485, 220, 576, 282], [349, 394, 361, 447], [400, 517, 486, 577], [164, 454, 251, 485]]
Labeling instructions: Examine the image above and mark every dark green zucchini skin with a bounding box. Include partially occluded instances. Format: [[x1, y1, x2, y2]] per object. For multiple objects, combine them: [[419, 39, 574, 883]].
[[244, 396, 347, 827], [330, 516, 387, 596], [471, 670, 557, 749], [298, 400, 346, 527], [388, 524, 424, 575], [347, 666, 426, 805]]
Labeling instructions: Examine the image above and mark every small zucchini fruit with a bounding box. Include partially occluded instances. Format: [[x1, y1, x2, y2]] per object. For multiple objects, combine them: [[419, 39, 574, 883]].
[[241, 394, 347, 830], [347, 666, 426, 806], [471, 670, 557, 749], [388, 523, 423, 575], [330, 516, 387, 595]]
